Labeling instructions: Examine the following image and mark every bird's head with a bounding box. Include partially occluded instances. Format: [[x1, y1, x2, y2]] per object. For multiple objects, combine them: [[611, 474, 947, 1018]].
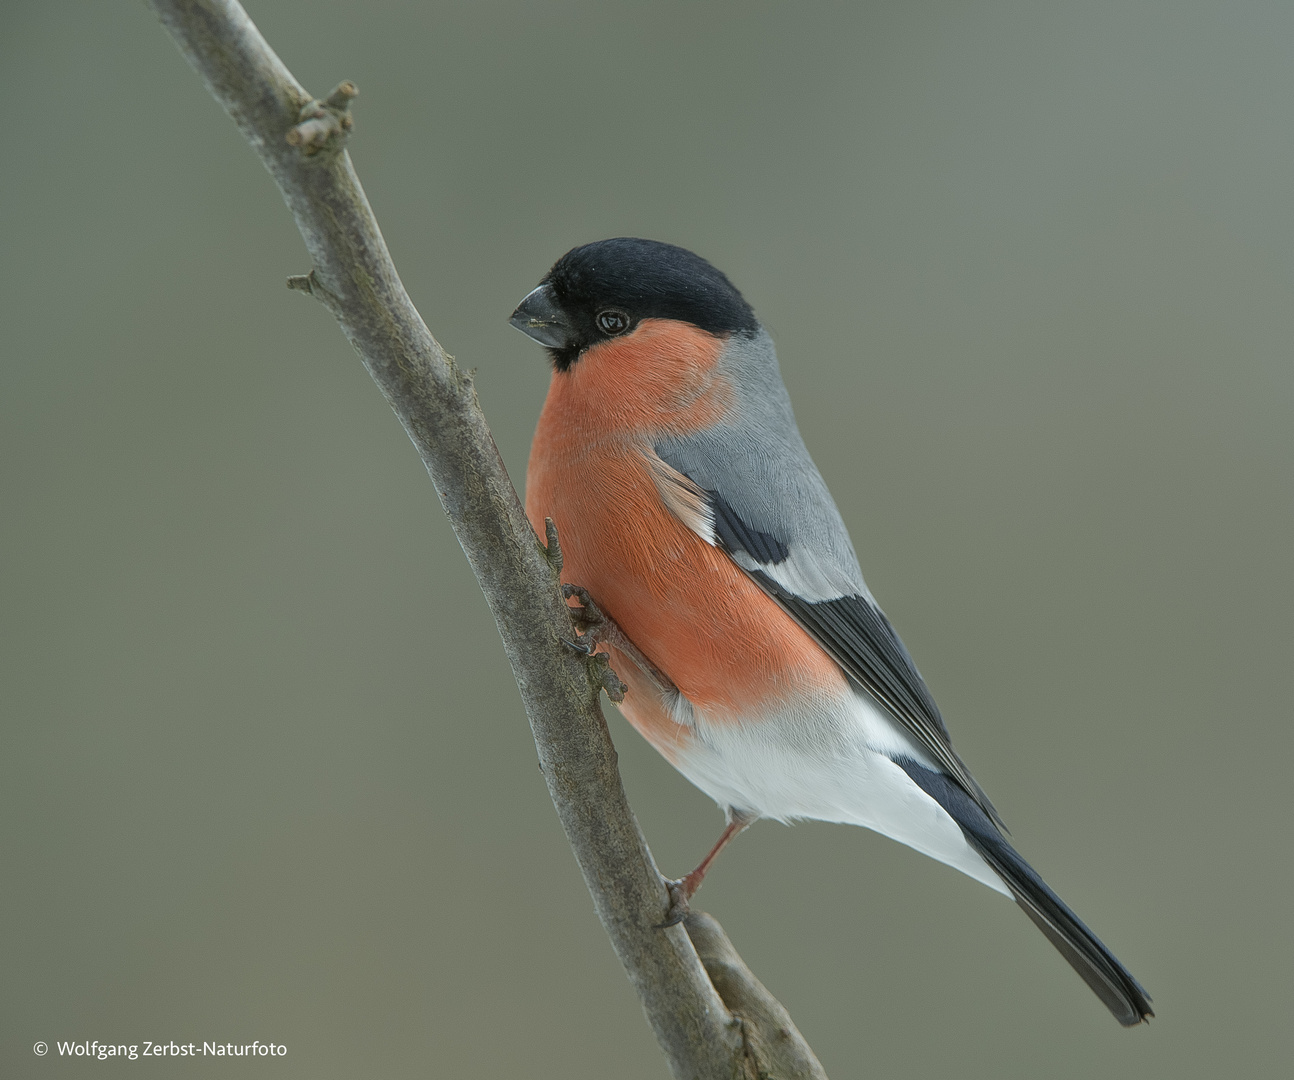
[[509, 238, 758, 371]]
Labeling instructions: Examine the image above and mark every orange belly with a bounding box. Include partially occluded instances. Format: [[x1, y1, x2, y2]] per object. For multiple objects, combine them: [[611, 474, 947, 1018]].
[[524, 333, 845, 756]]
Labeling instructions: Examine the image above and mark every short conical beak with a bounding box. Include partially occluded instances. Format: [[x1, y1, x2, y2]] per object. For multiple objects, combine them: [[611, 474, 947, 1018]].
[[508, 283, 573, 349]]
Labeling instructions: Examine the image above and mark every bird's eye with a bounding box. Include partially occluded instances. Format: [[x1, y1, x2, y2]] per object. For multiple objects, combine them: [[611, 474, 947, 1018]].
[[596, 310, 631, 336]]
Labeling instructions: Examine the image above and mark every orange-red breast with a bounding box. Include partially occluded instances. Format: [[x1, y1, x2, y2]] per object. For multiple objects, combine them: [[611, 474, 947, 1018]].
[[511, 237, 1151, 1026]]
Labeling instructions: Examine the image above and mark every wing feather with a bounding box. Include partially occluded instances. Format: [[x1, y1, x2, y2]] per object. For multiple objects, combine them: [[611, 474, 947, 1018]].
[[648, 447, 1003, 828], [749, 571, 1003, 828]]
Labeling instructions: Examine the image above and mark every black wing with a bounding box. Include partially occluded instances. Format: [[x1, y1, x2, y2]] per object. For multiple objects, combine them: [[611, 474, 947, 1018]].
[[708, 489, 1005, 829]]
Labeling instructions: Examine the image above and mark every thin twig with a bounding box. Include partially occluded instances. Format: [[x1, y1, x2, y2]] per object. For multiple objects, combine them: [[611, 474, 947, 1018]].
[[148, 3, 826, 1077]]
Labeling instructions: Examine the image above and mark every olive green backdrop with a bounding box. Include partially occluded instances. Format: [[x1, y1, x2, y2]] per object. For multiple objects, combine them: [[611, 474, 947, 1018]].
[[3, 2, 1291, 1077]]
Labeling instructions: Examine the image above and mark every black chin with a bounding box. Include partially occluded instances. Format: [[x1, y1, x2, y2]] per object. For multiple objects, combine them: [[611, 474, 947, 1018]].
[[545, 345, 581, 372]]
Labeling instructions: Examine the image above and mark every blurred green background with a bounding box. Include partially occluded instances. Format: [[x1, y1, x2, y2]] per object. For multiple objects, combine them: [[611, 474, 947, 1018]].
[[3, 1, 1291, 1077]]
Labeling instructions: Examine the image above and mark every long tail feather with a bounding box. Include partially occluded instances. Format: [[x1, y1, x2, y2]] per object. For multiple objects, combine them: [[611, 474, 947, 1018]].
[[897, 759, 1153, 1026]]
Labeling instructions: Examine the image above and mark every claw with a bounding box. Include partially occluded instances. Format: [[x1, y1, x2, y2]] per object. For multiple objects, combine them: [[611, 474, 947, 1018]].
[[562, 582, 593, 605], [656, 879, 691, 929], [563, 636, 625, 701], [562, 583, 604, 636], [562, 636, 594, 656]]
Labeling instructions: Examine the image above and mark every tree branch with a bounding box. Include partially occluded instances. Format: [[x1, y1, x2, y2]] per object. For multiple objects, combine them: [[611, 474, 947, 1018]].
[[148, 3, 826, 1077]]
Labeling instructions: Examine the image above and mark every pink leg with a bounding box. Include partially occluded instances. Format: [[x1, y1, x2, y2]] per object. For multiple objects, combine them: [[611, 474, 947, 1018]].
[[659, 810, 756, 927]]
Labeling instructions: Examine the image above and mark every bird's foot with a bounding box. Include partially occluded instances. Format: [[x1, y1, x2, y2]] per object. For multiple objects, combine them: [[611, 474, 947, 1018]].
[[562, 584, 619, 645], [655, 810, 755, 928], [562, 584, 677, 695], [657, 876, 697, 929], [560, 633, 627, 703]]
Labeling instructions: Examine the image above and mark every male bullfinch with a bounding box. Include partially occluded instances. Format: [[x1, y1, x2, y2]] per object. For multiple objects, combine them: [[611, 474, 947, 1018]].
[[510, 237, 1152, 1026]]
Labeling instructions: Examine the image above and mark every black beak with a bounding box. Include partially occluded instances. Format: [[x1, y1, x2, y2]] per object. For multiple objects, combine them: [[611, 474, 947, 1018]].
[[508, 283, 573, 349]]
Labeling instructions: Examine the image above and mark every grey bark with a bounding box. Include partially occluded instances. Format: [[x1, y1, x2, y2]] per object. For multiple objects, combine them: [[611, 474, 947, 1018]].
[[148, 3, 827, 1077]]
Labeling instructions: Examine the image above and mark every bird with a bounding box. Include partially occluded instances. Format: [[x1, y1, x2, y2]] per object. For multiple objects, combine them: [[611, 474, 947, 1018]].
[[510, 237, 1152, 1026]]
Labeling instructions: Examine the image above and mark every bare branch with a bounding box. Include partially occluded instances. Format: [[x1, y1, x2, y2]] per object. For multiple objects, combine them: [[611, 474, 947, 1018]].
[[686, 915, 829, 1080], [148, 2, 827, 1076]]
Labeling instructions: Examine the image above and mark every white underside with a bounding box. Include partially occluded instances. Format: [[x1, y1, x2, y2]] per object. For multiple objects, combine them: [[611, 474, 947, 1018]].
[[665, 686, 1011, 896]]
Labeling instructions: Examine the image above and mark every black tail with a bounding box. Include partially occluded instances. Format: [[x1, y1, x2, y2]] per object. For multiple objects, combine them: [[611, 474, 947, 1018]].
[[898, 759, 1153, 1026]]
